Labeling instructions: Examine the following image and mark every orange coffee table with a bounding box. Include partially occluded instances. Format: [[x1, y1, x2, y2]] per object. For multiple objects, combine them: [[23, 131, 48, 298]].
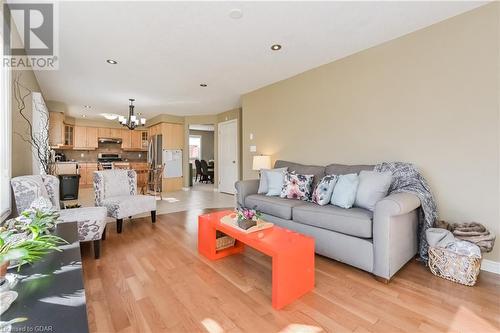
[[198, 210, 315, 309]]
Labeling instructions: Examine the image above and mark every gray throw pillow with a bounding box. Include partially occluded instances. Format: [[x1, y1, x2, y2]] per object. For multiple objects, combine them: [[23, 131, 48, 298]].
[[258, 167, 288, 194], [354, 170, 393, 211]]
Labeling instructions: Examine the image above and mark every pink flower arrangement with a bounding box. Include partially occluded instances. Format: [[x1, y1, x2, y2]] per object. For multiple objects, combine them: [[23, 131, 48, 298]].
[[236, 207, 262, 222]]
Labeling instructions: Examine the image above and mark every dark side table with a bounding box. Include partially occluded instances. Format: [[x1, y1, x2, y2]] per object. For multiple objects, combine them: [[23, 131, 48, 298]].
[[3, 222, 89, 333]]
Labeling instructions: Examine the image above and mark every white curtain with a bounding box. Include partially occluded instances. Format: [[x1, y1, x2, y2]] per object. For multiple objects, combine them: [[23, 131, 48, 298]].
[[0, 54, 12, 221], [31, 92, 50, 175]]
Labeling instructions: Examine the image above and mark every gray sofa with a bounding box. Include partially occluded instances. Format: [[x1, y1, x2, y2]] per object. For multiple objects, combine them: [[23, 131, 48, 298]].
[[235, 160, 421, 280]]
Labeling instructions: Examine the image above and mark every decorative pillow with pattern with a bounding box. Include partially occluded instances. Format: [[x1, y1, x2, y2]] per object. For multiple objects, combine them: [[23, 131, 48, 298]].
[[280, 172, 314, 201], [312, 175, 338, 205]]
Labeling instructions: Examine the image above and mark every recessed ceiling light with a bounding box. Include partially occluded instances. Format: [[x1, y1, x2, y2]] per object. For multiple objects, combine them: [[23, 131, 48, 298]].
[[270, 44, 282, 51], [229, 8, 243, 19], [106, 59, 118, 64], [200, 83, 207, 87], [83, 105, 91, 108], [82, 115, 87, 118]]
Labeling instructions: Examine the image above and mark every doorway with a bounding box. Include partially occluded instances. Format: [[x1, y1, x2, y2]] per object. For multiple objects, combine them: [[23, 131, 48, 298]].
[[218, 119, 238, 194], [189, 124, 215, 191]]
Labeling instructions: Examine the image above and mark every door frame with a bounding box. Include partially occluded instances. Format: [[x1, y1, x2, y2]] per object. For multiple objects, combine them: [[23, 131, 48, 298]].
[[217, 119, 239, 194]]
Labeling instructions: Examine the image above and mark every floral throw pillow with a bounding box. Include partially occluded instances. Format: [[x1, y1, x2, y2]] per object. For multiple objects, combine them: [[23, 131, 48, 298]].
[[312, 175, 338, 205], [280, 172, 314, 201]]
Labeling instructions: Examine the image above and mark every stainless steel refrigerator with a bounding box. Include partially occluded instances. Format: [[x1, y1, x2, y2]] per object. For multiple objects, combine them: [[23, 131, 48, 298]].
[[148, 134, 162, 168]]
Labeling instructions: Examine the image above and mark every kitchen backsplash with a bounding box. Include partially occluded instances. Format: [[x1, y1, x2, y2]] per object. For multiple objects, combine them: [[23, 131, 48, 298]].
[[56, 143, 147, 162]]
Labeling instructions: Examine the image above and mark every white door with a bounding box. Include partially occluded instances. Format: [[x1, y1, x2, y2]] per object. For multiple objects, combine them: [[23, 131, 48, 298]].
[[218, 119, 238, 194]]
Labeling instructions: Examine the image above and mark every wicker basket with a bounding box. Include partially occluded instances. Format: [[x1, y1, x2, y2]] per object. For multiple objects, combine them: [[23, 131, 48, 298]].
[[216, 231, 235, 251], [428, 246, 481, 286]]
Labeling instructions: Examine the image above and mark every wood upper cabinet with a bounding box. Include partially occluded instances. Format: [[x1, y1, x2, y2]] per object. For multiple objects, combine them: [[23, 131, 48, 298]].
[[98, 127, 122, 139], [162, 123, 184, 149], [121, 129, 147, 150], [49, 112, 65, 147], [131, 131, 142, 149], [73, 126, 87, 148], [64, 125, 74, 146], [110, 128, 122, 139], [87, 127, 98, 148], [74, 126, 98, 149], [98, 127, 110, 138], [121, 129, 131, 149]]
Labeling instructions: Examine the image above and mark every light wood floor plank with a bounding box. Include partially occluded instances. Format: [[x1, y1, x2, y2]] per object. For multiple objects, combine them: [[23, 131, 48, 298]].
[[81, 209, 500, 333]]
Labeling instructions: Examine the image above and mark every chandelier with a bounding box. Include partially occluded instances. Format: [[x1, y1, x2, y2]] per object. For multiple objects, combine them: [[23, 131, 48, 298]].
[[118, 99, 146, 130]]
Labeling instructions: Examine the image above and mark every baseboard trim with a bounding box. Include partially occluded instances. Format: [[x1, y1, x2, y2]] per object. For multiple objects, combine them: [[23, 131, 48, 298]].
[[481, 259, 500, 274]]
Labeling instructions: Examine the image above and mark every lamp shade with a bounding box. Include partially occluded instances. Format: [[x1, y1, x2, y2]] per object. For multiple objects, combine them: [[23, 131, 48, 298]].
[[252, 155, 271, 171]]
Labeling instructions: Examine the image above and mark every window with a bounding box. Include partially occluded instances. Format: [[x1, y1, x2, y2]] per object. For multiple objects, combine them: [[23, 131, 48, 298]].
[[189, 135, 202, 161], [0, 48, 12, 220]]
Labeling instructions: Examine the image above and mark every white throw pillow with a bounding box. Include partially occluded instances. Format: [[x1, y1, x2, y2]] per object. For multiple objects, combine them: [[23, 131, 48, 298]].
[[265, 170, 286, 196], [354, 170, 392, 211], [330, 174, 359, 209], [258, 167, 287, 194]]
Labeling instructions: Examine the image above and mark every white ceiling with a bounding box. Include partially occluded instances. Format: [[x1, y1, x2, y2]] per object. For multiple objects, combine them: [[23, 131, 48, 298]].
[[30, 1, 486, 121]]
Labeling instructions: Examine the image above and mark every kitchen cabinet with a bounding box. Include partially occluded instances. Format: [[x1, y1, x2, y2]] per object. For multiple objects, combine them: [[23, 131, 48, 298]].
[[162, 123, 184, 149], [131, 131, 142, 149], [141, 131, 148, 149], [78, 162, 98, 186], [110, 128, 122, 139], [98, 127, 122, 139], [64, 125, 74, 146], [98, 127, 110, 138], [121, 130, 147, 151], [121, 129, 131, 149], [49, 112, 64, 146], [74, 126, 98, 150]]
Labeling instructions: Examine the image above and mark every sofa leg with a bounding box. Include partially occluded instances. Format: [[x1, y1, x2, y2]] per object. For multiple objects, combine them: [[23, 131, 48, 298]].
[[151, 210, 156, 224], [117, 219, 123, 233], [374, 275, 391, 284], [101, 226, 106, 241], [94, 239, 101, 259]]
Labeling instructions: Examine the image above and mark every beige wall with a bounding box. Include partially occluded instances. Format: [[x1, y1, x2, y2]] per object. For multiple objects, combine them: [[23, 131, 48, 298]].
[[242, 4, 500, 261], [10, 41, 44, 177]]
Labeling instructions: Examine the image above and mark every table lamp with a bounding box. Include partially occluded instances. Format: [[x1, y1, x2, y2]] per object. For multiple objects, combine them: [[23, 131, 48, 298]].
[[252, 155, 271, 176]]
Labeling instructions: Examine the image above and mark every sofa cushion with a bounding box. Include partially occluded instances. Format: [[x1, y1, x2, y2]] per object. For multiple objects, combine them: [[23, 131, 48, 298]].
[[274, 160, 325, 190], [102, 195, 156, 219], [325, 164, 373, 176], [245, 194, 305, 220], [292, 202, 373, 238]]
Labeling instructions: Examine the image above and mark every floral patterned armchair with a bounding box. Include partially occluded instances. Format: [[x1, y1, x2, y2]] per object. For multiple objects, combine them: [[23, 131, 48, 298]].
[[10, 175, 108, 259], [93, 170, 157, 233]]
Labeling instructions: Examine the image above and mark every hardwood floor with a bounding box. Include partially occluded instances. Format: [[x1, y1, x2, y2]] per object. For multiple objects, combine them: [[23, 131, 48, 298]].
[[81, 209, 500, 333]]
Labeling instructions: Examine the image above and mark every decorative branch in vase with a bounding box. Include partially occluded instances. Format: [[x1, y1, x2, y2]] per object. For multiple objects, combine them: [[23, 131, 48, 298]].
[[12, 73, 55, 175]]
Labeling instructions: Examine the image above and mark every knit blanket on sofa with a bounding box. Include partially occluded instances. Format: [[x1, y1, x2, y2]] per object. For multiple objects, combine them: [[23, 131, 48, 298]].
[[374, 162, 438, 262]]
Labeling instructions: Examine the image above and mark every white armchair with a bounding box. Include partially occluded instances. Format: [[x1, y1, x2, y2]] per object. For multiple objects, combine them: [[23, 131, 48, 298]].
[[10, 175, 108, 259], [93, 169, 157, 233]]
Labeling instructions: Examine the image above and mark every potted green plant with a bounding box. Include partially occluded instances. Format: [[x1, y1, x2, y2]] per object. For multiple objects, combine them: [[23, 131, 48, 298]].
[[0, 198, 67, 283]]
